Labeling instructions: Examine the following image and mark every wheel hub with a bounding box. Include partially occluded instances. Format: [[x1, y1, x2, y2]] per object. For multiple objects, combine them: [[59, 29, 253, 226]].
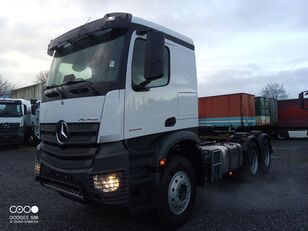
[[264, 146, 270, 167], [178, 184, 187, 201], [250, 150, 259, 174], [168, 171, 191, 215]]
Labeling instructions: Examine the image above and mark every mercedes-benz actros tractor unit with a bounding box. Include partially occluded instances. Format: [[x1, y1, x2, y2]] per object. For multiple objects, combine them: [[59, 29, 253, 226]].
[[35, 13, 272, 228]]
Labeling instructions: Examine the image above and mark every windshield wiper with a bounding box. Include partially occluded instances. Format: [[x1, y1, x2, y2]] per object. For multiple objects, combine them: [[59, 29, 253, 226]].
[[45, 84, 59, 90], [62, 76, 99, 95], [45, 77, 84, 98], [45, 75, 99, 97], [45, 85, 65, 98], [45, 76, 84, 90], [64, 78, 91, 86]]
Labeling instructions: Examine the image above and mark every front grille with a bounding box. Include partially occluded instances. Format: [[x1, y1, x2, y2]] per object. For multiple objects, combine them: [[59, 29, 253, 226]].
[[40, 123, 99, 145], [44, 181, 83, 199], [89, 169, 129, 204], [40, 123, 99, 169], [0, 123, 21, 136]]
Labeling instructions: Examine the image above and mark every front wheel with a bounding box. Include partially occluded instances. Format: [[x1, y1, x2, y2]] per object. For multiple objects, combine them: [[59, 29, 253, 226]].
[[26, 132, 39, 146], [157, 155, 196, 228]]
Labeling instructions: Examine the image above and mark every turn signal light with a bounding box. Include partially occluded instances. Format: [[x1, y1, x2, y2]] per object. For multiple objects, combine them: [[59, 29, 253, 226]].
[[159, 158, 167, 167]]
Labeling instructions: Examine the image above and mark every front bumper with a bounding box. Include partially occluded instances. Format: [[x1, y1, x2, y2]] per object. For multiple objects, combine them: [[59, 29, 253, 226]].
[[0, 127, 25, 145], [35, 141, 160, 208], [36, 163, 129, 205], [0, 134, 25, 145]]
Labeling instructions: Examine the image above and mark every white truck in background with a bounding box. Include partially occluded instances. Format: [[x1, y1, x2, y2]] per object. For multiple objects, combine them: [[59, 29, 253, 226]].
[[0, 98, 39, 146], [35, 13, 273, 228]]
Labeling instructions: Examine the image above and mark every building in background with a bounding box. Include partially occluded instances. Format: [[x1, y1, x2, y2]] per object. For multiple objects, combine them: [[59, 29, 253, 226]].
[[11, 83, 44, 100], [0, 93, 11, 99]]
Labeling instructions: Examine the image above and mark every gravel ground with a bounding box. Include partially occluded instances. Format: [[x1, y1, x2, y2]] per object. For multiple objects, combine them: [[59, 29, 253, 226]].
[[0, 140, 307, 231]]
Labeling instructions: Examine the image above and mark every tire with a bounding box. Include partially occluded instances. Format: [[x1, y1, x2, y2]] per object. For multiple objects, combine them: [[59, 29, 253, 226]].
[[26, 129, 39, 146], [27, 133, 35, 145], [259, 139, 271, 174], [276, 130, 289, 140], [27, 133, 38, 146], [242, 141, 260, 176], [157, 155, 196, 228]]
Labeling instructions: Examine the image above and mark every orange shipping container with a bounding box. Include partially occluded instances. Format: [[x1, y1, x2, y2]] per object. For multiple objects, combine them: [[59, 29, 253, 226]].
[[198, 93, 256, 127]]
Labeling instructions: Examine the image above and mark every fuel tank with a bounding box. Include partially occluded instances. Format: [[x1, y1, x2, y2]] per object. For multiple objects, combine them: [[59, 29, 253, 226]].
[[200, 142, 243, 179]]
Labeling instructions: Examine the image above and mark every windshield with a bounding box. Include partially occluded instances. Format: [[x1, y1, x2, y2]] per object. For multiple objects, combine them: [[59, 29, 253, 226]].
[[0, 103, 22, 117], [47, 31, 126, 87]]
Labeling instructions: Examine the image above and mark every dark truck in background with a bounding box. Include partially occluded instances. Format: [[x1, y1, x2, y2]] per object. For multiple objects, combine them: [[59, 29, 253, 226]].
[[198, 93, 308, 140], [299, 90, 308, 110], [276, 98, 308, 139]]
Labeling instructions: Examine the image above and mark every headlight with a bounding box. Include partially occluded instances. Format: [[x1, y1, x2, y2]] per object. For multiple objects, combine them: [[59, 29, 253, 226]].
[[93, 173, 120, 192], [34, 161, 41, 176]]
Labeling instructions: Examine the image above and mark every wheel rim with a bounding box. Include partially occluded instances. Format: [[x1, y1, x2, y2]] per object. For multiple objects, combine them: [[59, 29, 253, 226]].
[[250, 150, 259, 174], [264, 145, 270, 167], [168, 171, 191, 215]]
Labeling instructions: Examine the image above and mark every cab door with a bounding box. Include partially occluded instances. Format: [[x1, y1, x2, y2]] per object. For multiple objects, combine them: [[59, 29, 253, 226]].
[[124, 32, 177, 140]]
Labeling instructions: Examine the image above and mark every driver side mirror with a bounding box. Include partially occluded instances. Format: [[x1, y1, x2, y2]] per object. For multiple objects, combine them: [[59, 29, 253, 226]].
[[144, 31, 165, 81], [299, 91, 308, 110]]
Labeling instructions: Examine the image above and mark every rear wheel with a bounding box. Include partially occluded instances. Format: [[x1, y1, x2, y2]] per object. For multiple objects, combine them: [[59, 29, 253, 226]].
[[157, 155, 196, 228], [242, 141, 260, 176], [260, 139, 271, 174]]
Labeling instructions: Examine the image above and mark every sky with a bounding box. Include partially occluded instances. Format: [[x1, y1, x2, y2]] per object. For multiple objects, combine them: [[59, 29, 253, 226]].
[[0, 0, 308, 98]]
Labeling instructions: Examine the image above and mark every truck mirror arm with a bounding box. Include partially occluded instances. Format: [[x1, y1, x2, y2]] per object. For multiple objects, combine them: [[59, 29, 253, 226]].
[[132, 82, 150, 92]]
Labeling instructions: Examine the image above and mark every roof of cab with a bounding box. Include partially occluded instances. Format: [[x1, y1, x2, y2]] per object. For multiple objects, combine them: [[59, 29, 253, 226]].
[[131, 16, 194, 47], [48, 13, 195, 54]]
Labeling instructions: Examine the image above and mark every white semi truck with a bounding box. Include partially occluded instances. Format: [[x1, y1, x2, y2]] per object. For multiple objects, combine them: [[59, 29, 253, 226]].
[[0, 98, 38, 145], [35, 13, 272, 228]]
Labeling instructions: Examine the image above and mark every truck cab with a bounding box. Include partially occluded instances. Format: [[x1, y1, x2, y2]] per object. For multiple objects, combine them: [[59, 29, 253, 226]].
[[299, 90, 308, 110], [35, 13, 272, 228], [0, 98, 31, 145]]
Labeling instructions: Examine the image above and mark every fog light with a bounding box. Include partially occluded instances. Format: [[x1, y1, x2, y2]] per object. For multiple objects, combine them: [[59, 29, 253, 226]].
[[93, 173, 120, 192], [34, 161, 41, 176]]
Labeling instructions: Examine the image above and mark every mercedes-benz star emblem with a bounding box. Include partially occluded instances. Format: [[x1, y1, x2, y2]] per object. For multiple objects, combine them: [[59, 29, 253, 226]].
[[56, 121, 69, 144], [3, 123, 9, 129]]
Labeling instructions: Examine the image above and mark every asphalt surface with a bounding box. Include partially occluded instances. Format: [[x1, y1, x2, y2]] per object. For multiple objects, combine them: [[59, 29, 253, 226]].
[[0, 140, 308, 231]]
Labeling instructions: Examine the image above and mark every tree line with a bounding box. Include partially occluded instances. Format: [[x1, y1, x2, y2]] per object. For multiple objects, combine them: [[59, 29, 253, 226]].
[[0, 71, 49, 96], [0, 75, 14, 95]]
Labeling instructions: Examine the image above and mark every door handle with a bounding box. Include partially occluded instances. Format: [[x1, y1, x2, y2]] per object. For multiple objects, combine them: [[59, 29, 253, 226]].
[[165, 117, 176, 127]]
